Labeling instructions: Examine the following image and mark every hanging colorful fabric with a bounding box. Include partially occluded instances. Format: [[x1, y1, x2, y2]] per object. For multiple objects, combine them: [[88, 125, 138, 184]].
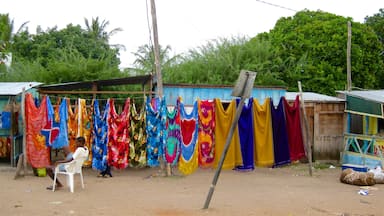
[[253, 98, 274, 167], [67, 98, 79, 153], [164, 99, 181, 166], [50, 98, 69, 149], [92, 99, 110, 172], [146, 96, 167, 167], [78, 99, 93, 167], [235, 98, 255, 171], [178, 100, 199, 175], [129, 102, 147, 168], [214, 99, 242, 169], [197, 99, 215, 168], [0, 111, 11, 129], [0, 137, 10, 158], [108, 98, 130, 169], [40, 96, 60, 147], [25, 94, 50, 168], [282, 96, 306, 161], [271, 97, 291, 167]]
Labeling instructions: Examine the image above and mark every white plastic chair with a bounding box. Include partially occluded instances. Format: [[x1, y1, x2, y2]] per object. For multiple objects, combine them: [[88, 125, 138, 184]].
[[52, 153, 88, 193]]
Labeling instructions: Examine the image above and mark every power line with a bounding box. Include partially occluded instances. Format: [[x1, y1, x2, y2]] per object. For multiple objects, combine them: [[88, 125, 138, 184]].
[[254, 0, 298, 12]]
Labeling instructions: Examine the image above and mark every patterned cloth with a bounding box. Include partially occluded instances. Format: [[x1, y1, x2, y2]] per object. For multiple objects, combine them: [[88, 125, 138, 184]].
[[50, 98, 69, 149], [146, 97, 167, 167], [25, 94, 50, 168], [92, 99, 110, 172], [178, 100, 199, 175], [164, 99, 181, 165], [78, 99, 93, 167], [197, 99, 215, 168], [41, 96, 60, 148], [67, 98, 79, 153], [129, 102, 147, 168], [0, 137, 10, 158], [108, 98, 130, 169]]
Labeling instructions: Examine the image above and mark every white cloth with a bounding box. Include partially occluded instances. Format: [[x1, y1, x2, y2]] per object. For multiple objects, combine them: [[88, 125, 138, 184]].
[[72, 147, 89, 160]]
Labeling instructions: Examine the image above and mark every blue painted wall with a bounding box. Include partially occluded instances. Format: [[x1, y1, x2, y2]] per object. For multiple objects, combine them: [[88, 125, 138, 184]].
[[162, 85, 286, 106]]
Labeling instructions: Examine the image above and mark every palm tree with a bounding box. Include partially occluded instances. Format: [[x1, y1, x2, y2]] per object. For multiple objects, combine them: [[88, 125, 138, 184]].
[[0, 13, 28, 64], [131, 44, 178, 75], [84, 17, 122, 42]]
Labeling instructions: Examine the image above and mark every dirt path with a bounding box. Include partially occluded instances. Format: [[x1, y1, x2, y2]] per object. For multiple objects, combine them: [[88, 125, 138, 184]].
[[1, 163, 383, 216]]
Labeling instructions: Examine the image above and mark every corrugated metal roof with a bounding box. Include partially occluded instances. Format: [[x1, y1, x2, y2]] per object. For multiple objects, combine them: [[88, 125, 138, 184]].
[[285, 92, 345, 102], [0, 82, 43, 96], [337, 90, 384, 104], [38, 75, 152, 91]]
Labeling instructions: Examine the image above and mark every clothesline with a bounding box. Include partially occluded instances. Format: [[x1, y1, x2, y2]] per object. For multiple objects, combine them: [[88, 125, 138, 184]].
[[39, 94, 148, 102]]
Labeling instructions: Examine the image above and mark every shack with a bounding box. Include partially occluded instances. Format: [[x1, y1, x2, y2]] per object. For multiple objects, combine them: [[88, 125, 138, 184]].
[[0, 82, 42, 166], [337, 90, 384, 169], [286, 92, 345, 162]]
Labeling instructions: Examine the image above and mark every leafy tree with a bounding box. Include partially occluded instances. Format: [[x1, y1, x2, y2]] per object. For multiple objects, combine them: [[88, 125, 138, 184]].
[[365, 8, 384, 45], [4, 21, 122, 84], [267, 10, 384, 94], [163, 36, 285, 86]]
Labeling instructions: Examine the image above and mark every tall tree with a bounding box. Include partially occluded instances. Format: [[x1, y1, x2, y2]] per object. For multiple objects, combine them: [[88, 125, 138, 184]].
[[365, 8, 384, 45], [84, 17, 122, 42], [0, 13, 28, 62], [4, 23, 122, 83], [131, 44, 177, 75], [267, 10, 384, 94]]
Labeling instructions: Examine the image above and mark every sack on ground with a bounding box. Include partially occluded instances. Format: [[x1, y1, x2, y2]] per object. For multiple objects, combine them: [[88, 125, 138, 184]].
[[368, 166, 384, 184], [340, 168, 375, 186]]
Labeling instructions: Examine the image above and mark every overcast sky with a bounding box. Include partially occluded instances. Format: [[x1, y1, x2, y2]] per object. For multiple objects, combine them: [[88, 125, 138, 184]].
[[1, 0, 383, 68]]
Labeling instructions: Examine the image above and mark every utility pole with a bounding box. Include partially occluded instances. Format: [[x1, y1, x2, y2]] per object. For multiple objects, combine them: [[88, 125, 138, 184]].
[[150, 0, 169, 176], [150, 0, 163, 97], [346, 21, 352, 91]]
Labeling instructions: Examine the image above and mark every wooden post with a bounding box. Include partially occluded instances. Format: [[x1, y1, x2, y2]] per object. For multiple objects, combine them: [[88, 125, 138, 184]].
[[21, 87, 27, 175], [10, 96, 15, 167], [92, 82, 97, 100], [203, 70, 256, 209], [298, 81, 312, 177], [346, 21, 352, 91]]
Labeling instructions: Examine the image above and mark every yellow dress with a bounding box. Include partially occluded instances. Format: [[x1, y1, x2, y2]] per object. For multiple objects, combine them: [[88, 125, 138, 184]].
[[213, 99, 242, 169], [67, 98, 79, 153], [253, 98, 274, 167], [78, 99, 93, 167]]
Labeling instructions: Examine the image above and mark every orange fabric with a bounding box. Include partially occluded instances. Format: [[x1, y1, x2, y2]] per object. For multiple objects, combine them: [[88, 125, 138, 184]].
[[197, 99, 215, 168], [78, 99, 93, 166], [67, 98, 79, 153], [25, 94, 50, 168]]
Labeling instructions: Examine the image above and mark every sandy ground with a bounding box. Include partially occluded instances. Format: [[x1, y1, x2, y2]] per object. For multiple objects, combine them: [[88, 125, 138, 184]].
[[1, 163, 383, 216]]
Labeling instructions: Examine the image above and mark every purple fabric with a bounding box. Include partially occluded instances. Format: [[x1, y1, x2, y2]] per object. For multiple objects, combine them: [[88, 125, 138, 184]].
[[235, 98, 254, 171], [271, 98, 291, 167]]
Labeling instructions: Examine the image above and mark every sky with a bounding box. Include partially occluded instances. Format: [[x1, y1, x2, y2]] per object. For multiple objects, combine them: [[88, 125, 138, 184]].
[[1, 0, 383, 68]]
